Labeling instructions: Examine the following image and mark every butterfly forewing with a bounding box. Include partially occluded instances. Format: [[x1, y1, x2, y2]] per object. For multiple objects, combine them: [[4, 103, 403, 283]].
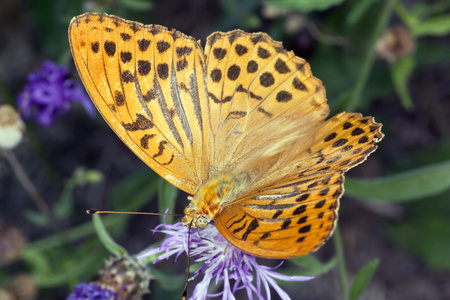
[[69, 13, 210, 193], [204, 31, 330, 177]]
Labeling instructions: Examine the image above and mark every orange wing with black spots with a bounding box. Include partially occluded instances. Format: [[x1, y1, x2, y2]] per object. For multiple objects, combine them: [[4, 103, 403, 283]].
[[69, 13, 384, 259], [214, 112, 383, 258], [69, 13, 210, 194], [203, 30, 330, 179], [215, 169, 343, 258]]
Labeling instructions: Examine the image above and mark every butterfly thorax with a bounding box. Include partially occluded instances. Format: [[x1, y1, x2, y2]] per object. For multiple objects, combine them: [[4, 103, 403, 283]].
[[182, 174, 249, 228]]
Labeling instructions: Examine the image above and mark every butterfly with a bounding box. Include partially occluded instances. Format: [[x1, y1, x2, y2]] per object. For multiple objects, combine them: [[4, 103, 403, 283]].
[[69, 12, 383, 259]]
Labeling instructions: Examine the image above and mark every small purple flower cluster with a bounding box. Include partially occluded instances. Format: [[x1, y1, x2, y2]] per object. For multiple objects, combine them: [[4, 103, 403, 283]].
[[139, 221, 313, 300], [66, 283, 117, 300], [17, 61, 94, 126]]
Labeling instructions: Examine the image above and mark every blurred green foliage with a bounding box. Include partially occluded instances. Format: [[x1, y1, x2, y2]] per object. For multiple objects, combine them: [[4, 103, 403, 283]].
[[265, 0, 346, 12], [349, 259, 379, 300], [2, 0, 450, 299]]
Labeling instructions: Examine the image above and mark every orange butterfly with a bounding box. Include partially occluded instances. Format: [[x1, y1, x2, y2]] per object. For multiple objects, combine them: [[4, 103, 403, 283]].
[[69, 13, 383, 259]]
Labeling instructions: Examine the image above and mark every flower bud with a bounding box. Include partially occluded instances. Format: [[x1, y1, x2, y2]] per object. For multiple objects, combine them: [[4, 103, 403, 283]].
[[95, 254, 152, 300], [0, 105, 25, 150]]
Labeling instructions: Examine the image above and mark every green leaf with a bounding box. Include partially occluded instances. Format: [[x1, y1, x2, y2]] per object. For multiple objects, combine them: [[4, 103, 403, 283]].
[[92, 214, 127, 256], [289, 255, 337, 276], [84, 169, 104, 184], [391, 56, 415, 110], [151, 268, 186, 290], [118, 0, 153, 11], [110, 170, 159, 211], [390, 219, 450, 270], [264, 0, 346, 13], [388, 195, 450, 271], [349, 259, 379, 300], [347, 0, 378, 25], [412, 14, 450, 37], [158, 178, 179, 224], [23, 210, 49, 227], [53, 190, 74, 219], [35, 246, 106, 287], [21, 247, 51, 274], [395, 2, 416, 29], [345, 161, 450, 202]]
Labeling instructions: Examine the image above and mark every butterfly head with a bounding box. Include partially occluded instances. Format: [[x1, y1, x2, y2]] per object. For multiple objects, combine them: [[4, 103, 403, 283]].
[[181, 207, 210, 229]]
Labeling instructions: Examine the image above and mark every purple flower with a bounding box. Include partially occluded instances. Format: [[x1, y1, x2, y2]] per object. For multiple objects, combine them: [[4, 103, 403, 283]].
[[138, 220, 313, 299], [17, 61, 94, 126], [67, 283, 117, 300]]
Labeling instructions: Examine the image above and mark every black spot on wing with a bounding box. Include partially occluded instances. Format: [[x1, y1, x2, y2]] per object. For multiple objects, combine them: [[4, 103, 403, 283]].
[[235, 44, 248, 56], [227, 65, 241, 81], [324, 132, 337, 142], [122, 114, 153, 131], [260, 72, 274, 87], [257, 47, 271, 59], [225, 111, 247, 120], [157, 41, 171, 53], [176, 59, 188, 72], [176, 46, 193, 58], [114, 90, 125, 106], [91, 42, 99, 53], [104, 41, 116, 56], [157, 63, 169, 80], [121, 51, 132, 63], [140, 134, 155, 149], [213, 48, 227, 60], [138, 39, 151, 51], [120, 33, 131, 41], [247, 60, 258, 73], [274, 58, 291, 74], [242, 219, 260, 241], [210, 69, 222, 83], [137, 60, 151, 76], [121, 70, 134, 83]]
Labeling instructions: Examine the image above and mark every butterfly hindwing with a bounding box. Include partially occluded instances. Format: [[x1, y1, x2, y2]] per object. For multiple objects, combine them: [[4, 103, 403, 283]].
[[214, 169, 343, 258], [299, 112, 384, 173], [214, 113, 383, 258], [69, 13, 211, 193]]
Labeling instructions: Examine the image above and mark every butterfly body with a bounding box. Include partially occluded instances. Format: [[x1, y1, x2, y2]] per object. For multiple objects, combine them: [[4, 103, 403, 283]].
[[69, 12, 383, 259], [182, 174, 249, 228]]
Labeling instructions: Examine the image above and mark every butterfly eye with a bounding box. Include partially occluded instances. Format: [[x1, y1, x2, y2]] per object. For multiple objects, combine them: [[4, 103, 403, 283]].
[[195, 215, 210, 228]]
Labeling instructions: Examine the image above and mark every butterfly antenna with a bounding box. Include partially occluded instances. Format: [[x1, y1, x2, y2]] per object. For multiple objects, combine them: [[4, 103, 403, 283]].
[[87, 210, 183, 217], [182, 220, 194, 300]]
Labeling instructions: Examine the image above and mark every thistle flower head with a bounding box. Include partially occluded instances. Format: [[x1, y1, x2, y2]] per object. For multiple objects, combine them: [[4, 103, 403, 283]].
[[16, 61, 94, 126], [139, 220, 313, 300], [67, 254, 152, 300], [67, 283, 117, 300], [95, 254, 152, 300]]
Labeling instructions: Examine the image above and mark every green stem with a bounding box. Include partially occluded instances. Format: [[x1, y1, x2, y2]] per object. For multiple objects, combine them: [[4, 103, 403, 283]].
[[395, 2, 415, 29], [347, 0, 398, 111], [2, 148, 55, 224], [24, 214, 126, 252], [334, 224, 349, 300]]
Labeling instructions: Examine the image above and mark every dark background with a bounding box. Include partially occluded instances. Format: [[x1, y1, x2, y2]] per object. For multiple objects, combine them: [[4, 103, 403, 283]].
[[0, 0, 449, 299]]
